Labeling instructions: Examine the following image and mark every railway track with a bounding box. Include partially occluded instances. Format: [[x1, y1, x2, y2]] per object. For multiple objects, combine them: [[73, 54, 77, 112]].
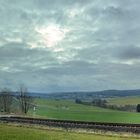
[[0, 116, 140, 133]]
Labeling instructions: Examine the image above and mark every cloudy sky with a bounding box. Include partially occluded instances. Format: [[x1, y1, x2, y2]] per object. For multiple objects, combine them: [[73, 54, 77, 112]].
[[0, 0, 140, 92]]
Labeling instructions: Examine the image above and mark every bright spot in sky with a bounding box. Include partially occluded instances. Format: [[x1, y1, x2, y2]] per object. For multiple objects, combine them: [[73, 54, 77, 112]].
[[36, 24, 69, 48]]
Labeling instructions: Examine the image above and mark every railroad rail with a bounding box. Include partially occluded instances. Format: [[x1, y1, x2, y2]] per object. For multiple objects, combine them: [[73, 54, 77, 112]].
[[0, 116, 140, 133]]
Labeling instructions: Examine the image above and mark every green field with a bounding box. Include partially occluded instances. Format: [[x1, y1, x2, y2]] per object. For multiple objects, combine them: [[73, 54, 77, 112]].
[[28, 98, 140, 123], [0, 124, 139, 140], [108, 96, 140, 105]]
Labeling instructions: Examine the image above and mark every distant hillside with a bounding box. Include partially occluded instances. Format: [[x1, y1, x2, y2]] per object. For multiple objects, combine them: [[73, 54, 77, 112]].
[[26, 89, 140, 99]]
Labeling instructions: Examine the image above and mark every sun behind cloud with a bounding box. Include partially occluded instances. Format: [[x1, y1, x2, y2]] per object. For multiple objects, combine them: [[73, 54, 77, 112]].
[[35, 24, 69, 48]]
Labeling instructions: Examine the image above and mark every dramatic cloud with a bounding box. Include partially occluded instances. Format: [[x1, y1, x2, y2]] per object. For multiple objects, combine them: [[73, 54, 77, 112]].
[[115, 46, 140, 60], [0, 0, 140, 92]]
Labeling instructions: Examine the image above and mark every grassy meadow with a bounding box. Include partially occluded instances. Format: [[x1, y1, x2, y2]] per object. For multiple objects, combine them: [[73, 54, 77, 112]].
[[107, 96, 140, 106], [28, 98, 140, 123], [0, 124, 139, 140]]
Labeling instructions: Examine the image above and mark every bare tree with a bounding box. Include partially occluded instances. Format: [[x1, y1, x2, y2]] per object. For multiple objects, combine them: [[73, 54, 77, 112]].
[[18, 85, 33, 114], [0, 88, 13, 113]]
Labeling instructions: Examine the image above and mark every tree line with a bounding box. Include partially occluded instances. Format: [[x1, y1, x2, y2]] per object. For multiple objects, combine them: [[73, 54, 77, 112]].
[[75, 98, 137, 112], [0, 85, 33, 114]]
